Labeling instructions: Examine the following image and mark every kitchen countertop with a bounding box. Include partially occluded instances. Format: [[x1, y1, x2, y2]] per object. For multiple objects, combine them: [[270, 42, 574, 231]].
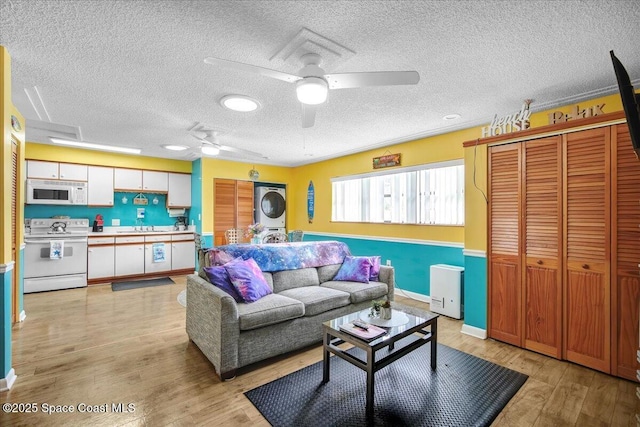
[[88, 227, 195, 237]]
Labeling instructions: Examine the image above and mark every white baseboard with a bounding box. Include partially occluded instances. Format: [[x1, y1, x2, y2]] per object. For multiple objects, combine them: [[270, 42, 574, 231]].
[[19, 310, 26, 322], [395, 287, 430, 304], [0, 368, 16, 391], [461, 324, 487, 339]]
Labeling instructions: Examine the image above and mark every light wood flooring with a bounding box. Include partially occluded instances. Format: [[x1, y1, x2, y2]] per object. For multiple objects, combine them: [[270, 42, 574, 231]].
[[2, 276, 639, 426]]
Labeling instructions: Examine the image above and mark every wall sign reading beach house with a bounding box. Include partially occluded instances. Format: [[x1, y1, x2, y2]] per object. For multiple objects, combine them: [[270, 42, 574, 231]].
[[548, 103, 605, 124], [481, 103, 531, 138]]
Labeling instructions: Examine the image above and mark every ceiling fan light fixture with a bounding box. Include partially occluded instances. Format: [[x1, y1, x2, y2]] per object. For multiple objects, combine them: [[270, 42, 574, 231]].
[[296, 77, 328, 105], [220, 95, 261, 112], [201, 145, 220, 156]]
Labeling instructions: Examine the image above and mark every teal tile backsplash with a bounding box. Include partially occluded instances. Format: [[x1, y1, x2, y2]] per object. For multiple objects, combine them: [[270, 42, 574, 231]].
[[24, 192, 189, 226]]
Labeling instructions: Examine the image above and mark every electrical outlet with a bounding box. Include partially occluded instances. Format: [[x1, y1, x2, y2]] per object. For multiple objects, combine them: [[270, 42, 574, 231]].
[[386, 260, 391, 266], [112, 219, 120, 226]]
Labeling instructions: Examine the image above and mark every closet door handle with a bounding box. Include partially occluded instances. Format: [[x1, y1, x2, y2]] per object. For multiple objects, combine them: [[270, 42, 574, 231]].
[[582, 263, 589, 270], [536, 260, 543, 265]]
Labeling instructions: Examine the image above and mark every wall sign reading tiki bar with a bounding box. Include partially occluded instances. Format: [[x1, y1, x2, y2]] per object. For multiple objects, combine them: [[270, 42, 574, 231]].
[[373, 153, 401, 169]]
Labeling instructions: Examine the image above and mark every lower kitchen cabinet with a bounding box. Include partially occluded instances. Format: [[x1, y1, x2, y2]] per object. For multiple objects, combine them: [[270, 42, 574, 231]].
[[144, 235, 172, 274], [115, 237, 145, 277], [171, 235, 195, 271], [88, 245, 115, 280]]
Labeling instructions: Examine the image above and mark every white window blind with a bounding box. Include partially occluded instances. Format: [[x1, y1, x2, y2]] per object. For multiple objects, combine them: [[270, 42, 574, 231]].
[[331, 161, 464, 225]]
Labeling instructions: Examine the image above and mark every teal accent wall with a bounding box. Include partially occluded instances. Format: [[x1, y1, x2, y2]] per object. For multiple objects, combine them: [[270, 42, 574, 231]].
[[304, 233, 464, 296], [18, 248, 23, 314], [463, 254, 487, 329], [24, 192, 189, 227], [1, 267, 12, 377], [191, 159, 202, 235]]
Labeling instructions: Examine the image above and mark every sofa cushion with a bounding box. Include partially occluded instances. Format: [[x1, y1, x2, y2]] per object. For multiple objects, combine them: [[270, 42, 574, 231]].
[[317, 264, 342, 283], [225, 257, 272, 303], [321, 280, 389, 304], [279, 287, 351, 317], [236, 294, 305, 331], [272, 268, 320, 293], [333, 256, 372, 283], [262, 271, 274, 289]]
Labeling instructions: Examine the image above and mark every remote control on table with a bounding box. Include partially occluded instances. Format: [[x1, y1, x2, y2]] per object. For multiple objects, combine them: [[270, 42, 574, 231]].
[[352, 320, 369, 330]]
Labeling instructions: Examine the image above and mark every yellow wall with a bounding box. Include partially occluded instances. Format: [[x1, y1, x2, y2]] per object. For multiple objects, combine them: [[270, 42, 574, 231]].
[[200, 158, 294, 234], [289, 128, 480, 244], [462, 93, 624, 251], [25, 142, 191, 173]]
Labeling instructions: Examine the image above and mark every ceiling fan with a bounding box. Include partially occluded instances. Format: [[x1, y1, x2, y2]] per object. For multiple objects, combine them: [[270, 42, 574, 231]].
[[190, 126, 267, 160], [204, 53, 420, 128]]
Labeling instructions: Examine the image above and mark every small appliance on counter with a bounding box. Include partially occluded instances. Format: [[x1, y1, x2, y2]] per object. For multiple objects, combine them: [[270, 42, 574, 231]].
[[92, 214, 104, 232], [174, 216, 188, 231]]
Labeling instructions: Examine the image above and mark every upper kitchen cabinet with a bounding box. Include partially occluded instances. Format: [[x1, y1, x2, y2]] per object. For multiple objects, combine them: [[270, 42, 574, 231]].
[[142, 171, 168, 192], [114, 169, 169, 192], [27, 160, 87, 181], [167, 173, 191, 207], [114, 168, 143, 190], [88, 166, 114, 206]]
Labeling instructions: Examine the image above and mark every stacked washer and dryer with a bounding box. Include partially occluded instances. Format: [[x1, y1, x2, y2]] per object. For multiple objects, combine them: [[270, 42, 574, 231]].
[[254, 185, 286, 242]]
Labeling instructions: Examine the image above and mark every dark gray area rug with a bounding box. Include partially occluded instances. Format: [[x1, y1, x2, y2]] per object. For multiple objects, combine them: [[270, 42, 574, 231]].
[[245, 341, 528, 427], [111, 277, 174, 291]]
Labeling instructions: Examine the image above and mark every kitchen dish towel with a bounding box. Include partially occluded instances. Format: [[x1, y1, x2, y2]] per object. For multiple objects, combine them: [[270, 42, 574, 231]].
[[152, 243, 166, 263], [50, 240, 64, 260]]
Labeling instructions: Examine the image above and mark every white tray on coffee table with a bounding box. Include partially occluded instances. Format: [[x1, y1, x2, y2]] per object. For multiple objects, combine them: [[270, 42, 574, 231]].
[[359, 309, 409, 327]]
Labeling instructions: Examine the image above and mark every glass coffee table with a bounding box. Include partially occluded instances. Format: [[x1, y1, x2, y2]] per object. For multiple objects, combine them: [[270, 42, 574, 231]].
[[322, 303, 438, 420]]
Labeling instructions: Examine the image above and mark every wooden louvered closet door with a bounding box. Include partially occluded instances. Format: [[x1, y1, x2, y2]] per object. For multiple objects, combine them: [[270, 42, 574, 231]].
[[523, 137, 563, 358], [563, 127, 611, 373], [611, 123, 640, 380], [488, 143, 522, 346]]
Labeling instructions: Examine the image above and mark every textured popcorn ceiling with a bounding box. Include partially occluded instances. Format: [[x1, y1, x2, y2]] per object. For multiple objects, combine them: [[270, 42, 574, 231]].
[[1, 0, 639, 166]]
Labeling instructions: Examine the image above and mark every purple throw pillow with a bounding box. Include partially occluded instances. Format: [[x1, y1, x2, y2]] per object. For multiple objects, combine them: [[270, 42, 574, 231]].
[[206, 249, 235, 266], [225, 257, 272, 303], [334, 256, 372, 283], [367, 256, 381, 281], [203, 264, 243, 302]]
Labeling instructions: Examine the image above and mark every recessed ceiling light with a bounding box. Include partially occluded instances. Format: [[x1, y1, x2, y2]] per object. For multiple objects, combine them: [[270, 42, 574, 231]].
[[220, 95, 261, 112], [163, 145, 188, 151], [49, 137, 141, 154], [443, 113, 461, 121]]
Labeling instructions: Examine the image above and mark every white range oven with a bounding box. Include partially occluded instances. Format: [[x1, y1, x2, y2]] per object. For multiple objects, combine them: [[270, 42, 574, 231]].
[[24, 218, 89, 293]]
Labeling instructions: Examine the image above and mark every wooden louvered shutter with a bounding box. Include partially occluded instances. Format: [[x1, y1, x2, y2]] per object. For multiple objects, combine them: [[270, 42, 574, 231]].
[[523, 136, 563, 358], [611, 123, 640, 380], [488, 143, 522, 346], [563, 127, 610, 373], [11, 139, 18, 323]]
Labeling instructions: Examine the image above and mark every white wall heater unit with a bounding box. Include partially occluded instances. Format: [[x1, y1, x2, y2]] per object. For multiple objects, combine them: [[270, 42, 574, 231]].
[[429, 264, 464, 319]]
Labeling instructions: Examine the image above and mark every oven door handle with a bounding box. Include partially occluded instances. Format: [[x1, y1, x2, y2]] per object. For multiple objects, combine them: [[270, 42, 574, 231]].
[[25, 238, 88, 244]]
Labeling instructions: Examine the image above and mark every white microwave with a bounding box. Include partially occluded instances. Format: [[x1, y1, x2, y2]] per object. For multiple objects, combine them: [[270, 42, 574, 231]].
[[26, 179, 88, 205]]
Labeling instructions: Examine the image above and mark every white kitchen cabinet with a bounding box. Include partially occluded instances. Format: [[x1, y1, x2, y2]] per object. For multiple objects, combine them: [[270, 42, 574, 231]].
[[88, 243, 115, 280], [142, 170, 168, 192], [27, 160, 59, 179], [59, 163, 88, 181], [144, 235, 172, 273], [167, 173, 191, 207], [171, 235, 195, 270], [88, 166, 114, 205], [115, 238, 145, 276], [114, 168, 143, 190]]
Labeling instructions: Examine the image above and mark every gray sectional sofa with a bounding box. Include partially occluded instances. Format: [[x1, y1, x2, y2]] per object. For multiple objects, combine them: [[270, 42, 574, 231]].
[[186, 247, 395, 380]]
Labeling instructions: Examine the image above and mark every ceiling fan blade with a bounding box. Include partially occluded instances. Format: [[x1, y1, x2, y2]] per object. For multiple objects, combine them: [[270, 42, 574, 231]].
[[204, 57, 302, 83], [217, 143, 267, 159], [324, 71, 420, 89], [301, 104, 317, 128]]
